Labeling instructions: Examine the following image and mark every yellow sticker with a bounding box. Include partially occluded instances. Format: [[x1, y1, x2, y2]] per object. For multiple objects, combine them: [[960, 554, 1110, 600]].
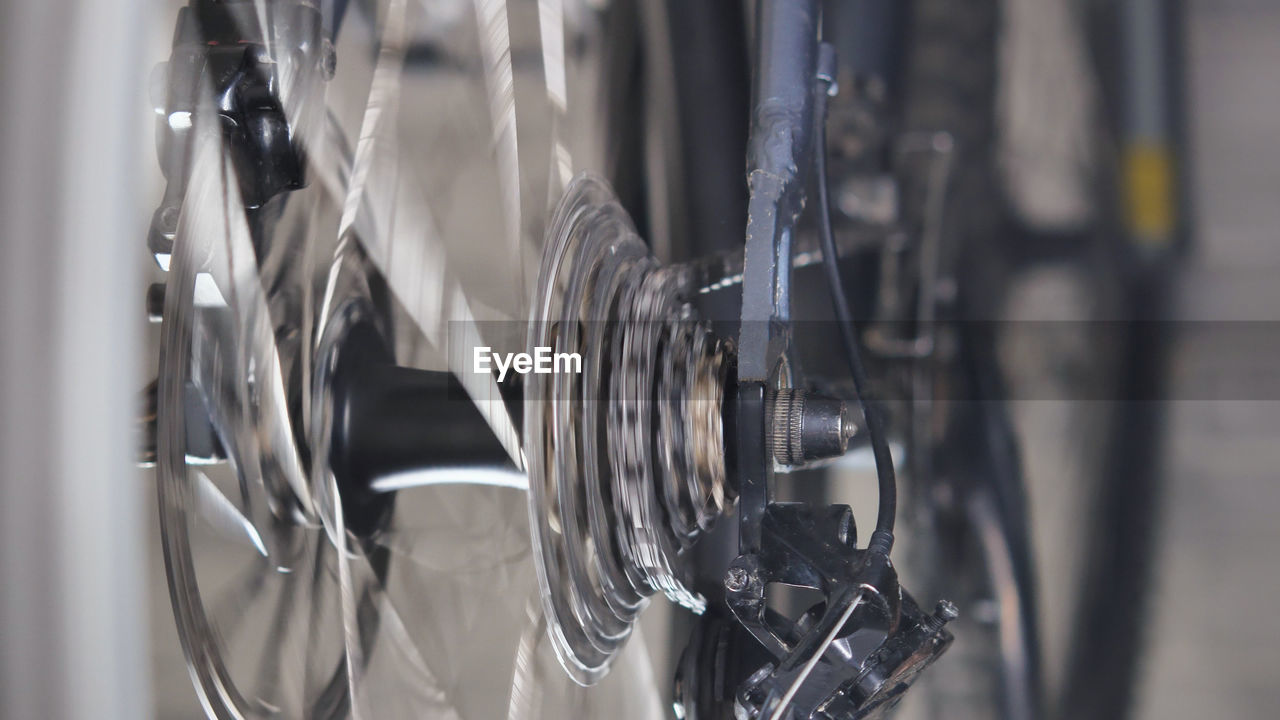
[[1123, 142, 1176, 246]]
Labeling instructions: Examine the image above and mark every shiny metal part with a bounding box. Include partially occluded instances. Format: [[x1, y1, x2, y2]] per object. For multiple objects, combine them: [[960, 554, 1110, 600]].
[[768, 389, 855, 467], [525, 174, 734, 684], [725, 505, 955, 720], [737, 0, 820, 560]]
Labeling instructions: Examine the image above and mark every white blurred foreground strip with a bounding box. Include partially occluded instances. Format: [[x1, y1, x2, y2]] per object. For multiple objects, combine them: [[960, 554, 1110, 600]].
[[0, 0, 151, 718]]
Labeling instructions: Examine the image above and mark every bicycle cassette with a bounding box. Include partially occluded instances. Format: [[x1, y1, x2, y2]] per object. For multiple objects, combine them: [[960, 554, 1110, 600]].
[[525, 175, 954, 717]]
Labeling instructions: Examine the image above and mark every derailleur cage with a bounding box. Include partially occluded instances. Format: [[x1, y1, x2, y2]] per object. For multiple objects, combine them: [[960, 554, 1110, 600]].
[[680, 503, 954, 720]]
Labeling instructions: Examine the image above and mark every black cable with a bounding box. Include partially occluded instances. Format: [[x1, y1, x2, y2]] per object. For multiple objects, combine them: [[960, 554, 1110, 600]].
[[813, 62, 897, 553]]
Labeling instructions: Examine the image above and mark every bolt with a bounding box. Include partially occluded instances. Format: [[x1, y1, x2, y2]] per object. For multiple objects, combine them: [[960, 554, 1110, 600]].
[[768, 389, 851, 467], [158, 205, 180, 234], [921, 599, 960, 634], [935, 600, 959, 622], [725, 566, 751, 593], [148, 205, 180, 257]]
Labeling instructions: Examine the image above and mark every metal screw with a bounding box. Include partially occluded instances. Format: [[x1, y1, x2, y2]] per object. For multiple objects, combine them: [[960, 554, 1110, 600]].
[[725, 566, 750, 592], [922, 599, 960, 634], [935, 600, 959, 622]]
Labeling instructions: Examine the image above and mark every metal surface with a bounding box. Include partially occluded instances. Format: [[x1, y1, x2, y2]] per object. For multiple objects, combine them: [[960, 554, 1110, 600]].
[[737, 0, 819, 556], [767, 389, 854, 467], [737, 0, 819, 384], [713, 5, 959, 717], [723, 504, 953, 719], [146, 0, 681, 716], [525, 174, 733, 684]]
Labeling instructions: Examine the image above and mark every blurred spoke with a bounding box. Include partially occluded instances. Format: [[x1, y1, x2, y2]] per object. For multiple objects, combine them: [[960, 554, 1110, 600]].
[[193, 469, 268, 557]]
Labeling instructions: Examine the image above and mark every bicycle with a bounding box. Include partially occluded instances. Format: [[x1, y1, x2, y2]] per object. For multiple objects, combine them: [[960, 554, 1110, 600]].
[[139, 0, 1185, 718]]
